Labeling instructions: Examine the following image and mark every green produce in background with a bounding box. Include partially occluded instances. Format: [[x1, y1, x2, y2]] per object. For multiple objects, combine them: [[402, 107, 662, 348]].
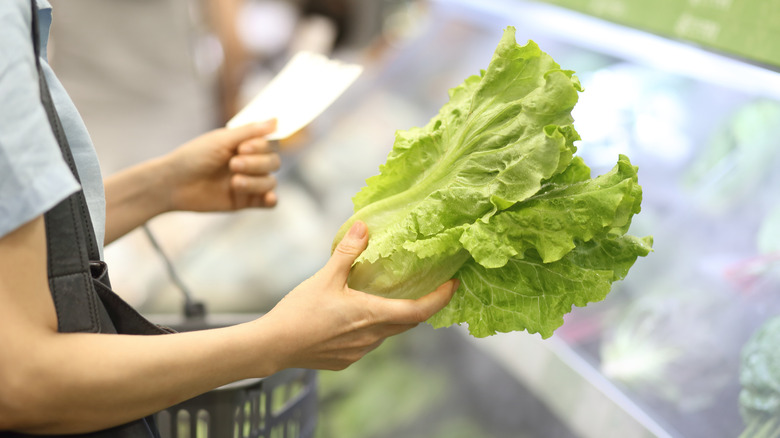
[[599, 282, 738, 413], [332, 27, 652, 338], [739, 316, 780, 438], [684, 100, 780, 213]]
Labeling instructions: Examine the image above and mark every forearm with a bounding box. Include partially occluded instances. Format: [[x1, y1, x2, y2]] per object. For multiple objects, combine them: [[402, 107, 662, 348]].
[[103, 157, 173, 244], [3, 320, 281, 434]]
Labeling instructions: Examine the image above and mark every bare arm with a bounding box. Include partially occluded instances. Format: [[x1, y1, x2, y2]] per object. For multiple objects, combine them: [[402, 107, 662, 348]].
[[0, 218, 457, 434], [0, 216, 276, 433]]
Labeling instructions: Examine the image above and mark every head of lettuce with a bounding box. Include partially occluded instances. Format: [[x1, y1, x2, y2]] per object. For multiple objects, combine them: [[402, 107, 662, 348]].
[[332, 27, 653, 338]]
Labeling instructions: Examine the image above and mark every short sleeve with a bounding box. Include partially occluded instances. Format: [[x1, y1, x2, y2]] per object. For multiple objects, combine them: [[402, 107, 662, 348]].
[[0, 0, 80, 239]]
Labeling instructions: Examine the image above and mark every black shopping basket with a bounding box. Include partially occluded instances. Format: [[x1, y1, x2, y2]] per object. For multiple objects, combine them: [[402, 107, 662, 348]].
[[154, 364, 317, 438]]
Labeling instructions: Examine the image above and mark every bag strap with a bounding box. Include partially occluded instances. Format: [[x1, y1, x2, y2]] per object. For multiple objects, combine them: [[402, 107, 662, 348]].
[[26, 8, 167, 436], [31, 0, 103, 333]]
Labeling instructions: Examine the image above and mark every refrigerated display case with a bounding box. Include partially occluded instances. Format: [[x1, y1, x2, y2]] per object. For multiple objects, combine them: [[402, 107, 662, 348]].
[[286, 1, 780, 436]]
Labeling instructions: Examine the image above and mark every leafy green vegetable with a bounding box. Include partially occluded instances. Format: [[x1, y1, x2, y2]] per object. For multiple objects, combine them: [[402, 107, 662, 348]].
[[739, 316, 780, 438], [332, 27, 652, 338]]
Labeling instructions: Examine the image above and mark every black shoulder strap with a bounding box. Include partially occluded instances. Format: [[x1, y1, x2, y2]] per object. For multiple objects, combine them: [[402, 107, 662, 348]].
[[32, 0, 103, 333], [26, 11, 167, 437]]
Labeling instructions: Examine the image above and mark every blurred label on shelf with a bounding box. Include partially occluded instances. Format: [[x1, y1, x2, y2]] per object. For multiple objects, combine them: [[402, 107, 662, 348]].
[[531, 0, 780, 69], [227, 51, 363, 140]]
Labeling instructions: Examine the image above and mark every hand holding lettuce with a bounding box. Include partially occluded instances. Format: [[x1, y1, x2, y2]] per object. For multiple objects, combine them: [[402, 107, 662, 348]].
[[332, 27, 652, 338]]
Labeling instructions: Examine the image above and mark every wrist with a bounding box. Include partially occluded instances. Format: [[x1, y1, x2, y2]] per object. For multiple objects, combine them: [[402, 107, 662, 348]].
[[239, 316, 291, 377], [149, 154, 179, 214]]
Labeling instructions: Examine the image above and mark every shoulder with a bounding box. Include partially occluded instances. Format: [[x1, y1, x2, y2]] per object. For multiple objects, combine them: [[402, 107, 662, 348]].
[[0, 1, 51, 37], [0, 0, 34, 59], [0, 0, 31, 22], [0, 0, 80, 240]]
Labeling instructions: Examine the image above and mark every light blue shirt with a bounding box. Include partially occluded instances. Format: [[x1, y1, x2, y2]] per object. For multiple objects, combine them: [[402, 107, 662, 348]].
[[0, 0, 106, 258]]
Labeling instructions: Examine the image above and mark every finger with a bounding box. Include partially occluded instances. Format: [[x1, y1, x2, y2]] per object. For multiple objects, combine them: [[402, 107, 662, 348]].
[[350, 337, 387, 361], [244, 191, 277, 209], [231, 191, 273, 210], [229, 153, 281, 175], [324, 221, 369, 284], [323, 340, 386, 371], [262, 191, 278, 208], [378, 279, 459, 324], [363, 338, 386, 354], [413, 279, 459, 319], [223, 119, 277, 145], [231, 190, 248, 209], [231, 174, 277, 195], [237, 138, 275, 155], [380, 322, 419, 337]]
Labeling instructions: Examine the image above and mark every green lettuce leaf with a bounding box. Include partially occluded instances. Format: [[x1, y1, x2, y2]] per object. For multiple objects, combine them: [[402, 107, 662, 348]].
[[461, 155, 643, 268], [332, 27, 652, 338], [429, 235, 653, 338]]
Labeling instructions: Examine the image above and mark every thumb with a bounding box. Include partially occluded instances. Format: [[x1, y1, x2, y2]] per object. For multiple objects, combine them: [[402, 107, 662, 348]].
[[223, 119, 277, 144], [325, 221, 369, 284]]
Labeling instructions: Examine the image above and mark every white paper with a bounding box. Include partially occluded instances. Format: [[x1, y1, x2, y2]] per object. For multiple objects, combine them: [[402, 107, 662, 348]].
[[227, 51, 363, 140]]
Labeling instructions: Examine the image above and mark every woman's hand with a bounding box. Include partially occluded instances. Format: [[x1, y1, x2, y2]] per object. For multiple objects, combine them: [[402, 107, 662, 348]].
[[104, 120, 279, 243], [256, 221, 459, 372], [163, 119, 280, 212]]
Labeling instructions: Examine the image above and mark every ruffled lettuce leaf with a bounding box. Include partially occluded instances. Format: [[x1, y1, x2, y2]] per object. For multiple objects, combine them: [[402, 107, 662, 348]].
[[430, 235, 653, 338], [461, 155, 643, 268], [332, 27, 652, 338]]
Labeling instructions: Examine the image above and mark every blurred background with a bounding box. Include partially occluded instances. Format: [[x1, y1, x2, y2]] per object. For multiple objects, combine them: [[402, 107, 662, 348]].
[[48, 0, 780, 437]]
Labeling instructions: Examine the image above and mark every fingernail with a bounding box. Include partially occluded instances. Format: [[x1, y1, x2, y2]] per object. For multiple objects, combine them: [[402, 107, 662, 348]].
[[256, 119, 277, 130], [348, 221, 367, 239]]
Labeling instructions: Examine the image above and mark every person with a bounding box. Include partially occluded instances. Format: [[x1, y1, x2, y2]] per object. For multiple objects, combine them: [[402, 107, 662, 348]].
[[0, 0, 457, 435]]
